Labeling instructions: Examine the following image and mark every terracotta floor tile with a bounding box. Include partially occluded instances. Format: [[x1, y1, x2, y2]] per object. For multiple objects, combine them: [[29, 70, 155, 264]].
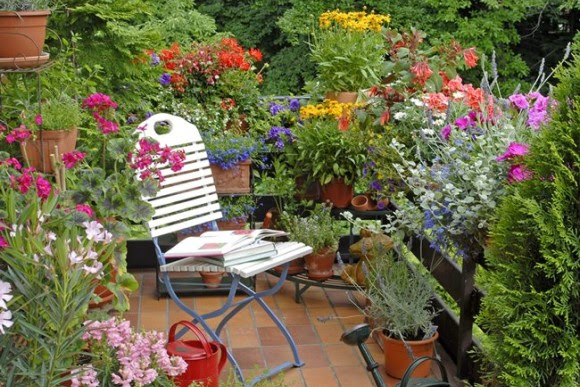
[[231, 347, 265, 369], [226, 307, 253, 327], [123, 313, 139, 329], [287, 325, 320, 345], [302, 367, 339, 387], [282, 368, 305, 387], [307, 306, 338, 325], [253, 307, 281, 327], [140, 297, 167, 313], [297, 344, 329, 368], [139, 311, 168, 332], [168, 309, 195, 325], [228, 326, 260, 348], [314, 321, 346, 344], [325, 289, 352, 307], [262, 345, 293, 368], [302, 292, 331, 308], [195, 295, 227, 311], [334, 365, 375, 387], [258, 326, 287, 346], [280, 307, 311, 325], [324, 343, 362, 367]]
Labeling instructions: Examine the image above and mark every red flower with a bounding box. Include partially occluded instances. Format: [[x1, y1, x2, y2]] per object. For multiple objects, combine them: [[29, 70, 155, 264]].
[[338, 115, 350, 131], [463, 47, 479, 68], [36, 176, 52, 199], [249, 48, 262, 62], [5, 125, 31, 144], [62, 151, 86, 169], [422, 93, 449, 113], [380, 110, 391, 125], [75, 204, 94, 218], [463, 84, 484, 110], [221, 98, 236, 111], [410, 62, 433, 86]]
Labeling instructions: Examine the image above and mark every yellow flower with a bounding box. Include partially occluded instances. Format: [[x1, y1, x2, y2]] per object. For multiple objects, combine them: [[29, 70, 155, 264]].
[[300, 99, 364, 120], [319, 9, 390, 32]]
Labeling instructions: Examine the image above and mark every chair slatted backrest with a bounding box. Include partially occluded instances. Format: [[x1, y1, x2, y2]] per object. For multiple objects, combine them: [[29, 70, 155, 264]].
[[136, 113, 222, 237]]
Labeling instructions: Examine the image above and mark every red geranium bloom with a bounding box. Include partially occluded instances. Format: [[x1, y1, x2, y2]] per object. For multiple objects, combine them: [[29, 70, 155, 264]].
[[249, 48, 262, 62], [410, 62, 433, 86]]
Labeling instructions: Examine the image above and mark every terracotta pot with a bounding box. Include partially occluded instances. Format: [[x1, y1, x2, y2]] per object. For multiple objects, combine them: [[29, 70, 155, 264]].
[[217, 218, 247, 231], [210, 160, 251, 194], [0, 10, 51, 59], [21, 128, 78, 173], [304, 248, 336, 281], [351, 194, 370, 211], [273, 257, 305, 275], [199, 271, 224, 288], [320, 178, 354, 208], [325, 91, 358, 104], [380, 330, 439, 379], [368, 196, 390, 211]]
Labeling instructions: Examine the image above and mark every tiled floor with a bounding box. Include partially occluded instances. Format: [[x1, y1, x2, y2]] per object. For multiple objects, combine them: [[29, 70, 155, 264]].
[[125, 269, 460, 387]]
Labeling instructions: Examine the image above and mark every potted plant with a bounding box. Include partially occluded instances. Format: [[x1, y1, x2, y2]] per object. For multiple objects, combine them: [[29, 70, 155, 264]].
[[20, 94, 81, 173], [309, 9, 390, 102], [0, 0, 52, 63], [353, 244, 439, 378], [292, 116, 366, 208], [205, 130, 259, 194], [280, 204, 340, 280]]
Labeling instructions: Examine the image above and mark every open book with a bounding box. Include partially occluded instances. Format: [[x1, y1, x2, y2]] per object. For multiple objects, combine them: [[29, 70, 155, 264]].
[[164, 229, 287, 259]]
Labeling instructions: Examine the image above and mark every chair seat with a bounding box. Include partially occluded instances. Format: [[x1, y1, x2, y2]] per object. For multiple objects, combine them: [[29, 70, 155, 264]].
[[160, 242, 312, 278]]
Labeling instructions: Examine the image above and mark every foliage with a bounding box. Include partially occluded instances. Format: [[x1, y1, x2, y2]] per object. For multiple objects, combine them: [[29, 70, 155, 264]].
[[291, 117, 366, 185], [476, 42, 580, 387], [74, 317, 187, 386], [204, 130, 262, 170], [149, 0, 217, 45], [309, 9, 389, 92], [34, 95, 82, 131], [280, 204, 340, 252], [253, 157, 296, 213], [0, 0, 52, 10], [219, 195, 257, 222], [353, 243, 438, 341], [0, 164, 116, 385]]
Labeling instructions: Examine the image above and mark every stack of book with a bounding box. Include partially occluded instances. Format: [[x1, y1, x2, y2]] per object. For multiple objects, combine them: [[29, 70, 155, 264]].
[[164, 229, 287, 267]]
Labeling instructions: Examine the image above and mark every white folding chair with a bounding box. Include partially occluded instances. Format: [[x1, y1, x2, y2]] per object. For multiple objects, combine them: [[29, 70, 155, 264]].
[[136, 113, 311, 386]]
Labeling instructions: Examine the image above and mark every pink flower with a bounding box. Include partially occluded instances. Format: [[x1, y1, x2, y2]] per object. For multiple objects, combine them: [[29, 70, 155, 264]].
[[0, 236, 8, 249], [0, 310, 13, 334], [455, 116, 471, 130], [36, 176, 52, 199], [1, 158, 21, 170], [507, 164, 532, 183], [440, 124, 452, 140], [62, 151, 86, 169], [0, 124, 6, 132], [82, 93, 118, 112], [508, 94, 529, 110], [10, 168, 34, 194], [0, 280, 12, 309], [75, 204, 94, 218], [5, 125, 31, 144], [423, 93, 448, 112], [496, 142, 529, 161], [446, 75, 464, 93], [35, 114, 43, 126]]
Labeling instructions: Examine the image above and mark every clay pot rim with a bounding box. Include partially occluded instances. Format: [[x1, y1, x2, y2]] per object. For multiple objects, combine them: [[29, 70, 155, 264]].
[[351, 194, 369, 206], [380, 330, 439, 346], [309, 247, 336, 257], [0, 10, 51, 17]]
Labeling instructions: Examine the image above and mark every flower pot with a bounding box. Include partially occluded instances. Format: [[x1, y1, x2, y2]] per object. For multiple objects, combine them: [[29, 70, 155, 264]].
[[0, 10, 51, 59], [273, 257, 305, 275], [21, 128, 78, 173], [217, 218, 247, 231], [294, 175, 320, 201], [325, 91, 358, 104], [351, 194, 370, 211], [199, 271, 224, 288], [320, 178, 354, 208], [210, 160, 251, 194], [89, 267, 116, 309], [304, 248, 336, 281], [368, 197, 389, 211], [380, 330, 439, 379]]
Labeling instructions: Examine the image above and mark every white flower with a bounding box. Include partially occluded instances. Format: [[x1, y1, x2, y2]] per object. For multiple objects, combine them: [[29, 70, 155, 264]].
[[44, 244, 52, 256], [83, 261, 103, 275], [453, 91, 465, 99], [86, 250, 99, 261], [433, 119, 445, 126], [393, 112, 407, 121], [47, 231, 57, 241], [0, 310, 13, 334], [69, 251, 84, 265], [83, 221, 104, 241], [0, 280, 13, 309], [422, 129, 435, 136], [410, 98, 424, 107]]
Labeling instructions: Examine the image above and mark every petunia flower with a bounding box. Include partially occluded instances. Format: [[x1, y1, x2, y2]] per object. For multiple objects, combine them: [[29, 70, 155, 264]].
[[440, 125, 452, 140], [496, 142, 529, 161]]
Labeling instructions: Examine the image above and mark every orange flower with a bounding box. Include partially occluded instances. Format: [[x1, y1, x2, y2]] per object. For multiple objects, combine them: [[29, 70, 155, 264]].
[[463, 47, 479, 68], [249, 48, 263, 62], [446, 75, 464, 93], [380, 110, 391, 125], [410, 61, 433, 86], [464, 84, 484, 110]]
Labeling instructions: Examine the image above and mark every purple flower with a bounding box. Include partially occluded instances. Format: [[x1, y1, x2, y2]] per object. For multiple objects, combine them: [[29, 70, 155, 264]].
[[496, 142, 529, 161], [150, 53, 160, 66], [455, 116, 470, 130], [528, 109, 547, 130], [508, 94, 529, 110], [145, 112, 154, 119], [269, 103, 285, 116], [370, 180, 382, 191], [289, 99, 300, 112], [507, 164, 532, 183], [440, 124, 452, 140], [267, 126, 295, 149], [159, 73, 171, 86]]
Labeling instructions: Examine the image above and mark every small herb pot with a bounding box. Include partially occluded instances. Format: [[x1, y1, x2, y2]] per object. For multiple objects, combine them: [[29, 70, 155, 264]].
[[304, 247, 336, 281], [199, 271, 225, 288]]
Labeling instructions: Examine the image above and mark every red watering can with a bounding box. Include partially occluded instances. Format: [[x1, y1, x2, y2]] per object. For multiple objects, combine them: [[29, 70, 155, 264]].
[[166, 321, 228, 387]]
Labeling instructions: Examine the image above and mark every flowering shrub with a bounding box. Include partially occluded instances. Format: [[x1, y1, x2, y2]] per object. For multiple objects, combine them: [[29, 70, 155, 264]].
[[310, 10, 390, 92], [73, 317, 187, 386]]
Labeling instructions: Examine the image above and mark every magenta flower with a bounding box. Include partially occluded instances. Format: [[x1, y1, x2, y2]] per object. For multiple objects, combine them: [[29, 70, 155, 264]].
[[508, 94, 529, 110], [1, 158, 22, 170], [75, 204, 94, 218], [507, 164, 532, 183], [455, 116, 471, 130], [0, 236, 8, 249], [62, 151, 86, 169], [34, 114, 43, 126], [5, 125, 31, 144], [440, 124, 452, 140], [496, 142, 529, 161], [36, 176, 52, 199], [10, 168, 34, 194], [82, 93, 118, 112]]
